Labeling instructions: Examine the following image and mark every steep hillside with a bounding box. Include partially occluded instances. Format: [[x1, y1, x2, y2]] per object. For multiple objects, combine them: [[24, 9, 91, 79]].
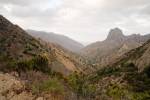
[[0, 15, 95, 100], [78, 39, 150, 100], [27, 30, 84, 52], [81, 28, 150, 67], [0, 15, 87, 76], [113, 39, 150, 71], [43, 42, 96, 75]]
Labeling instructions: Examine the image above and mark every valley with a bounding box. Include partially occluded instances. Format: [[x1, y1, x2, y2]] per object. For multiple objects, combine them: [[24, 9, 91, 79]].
[[0, 15, 150, 100]]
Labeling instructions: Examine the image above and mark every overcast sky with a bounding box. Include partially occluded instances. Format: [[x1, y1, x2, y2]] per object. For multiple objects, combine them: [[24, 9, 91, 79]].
[[0, 0, 150, 45]]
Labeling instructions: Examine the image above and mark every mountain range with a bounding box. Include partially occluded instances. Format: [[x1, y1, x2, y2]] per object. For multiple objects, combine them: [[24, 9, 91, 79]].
[[27, 30, 84, 52]]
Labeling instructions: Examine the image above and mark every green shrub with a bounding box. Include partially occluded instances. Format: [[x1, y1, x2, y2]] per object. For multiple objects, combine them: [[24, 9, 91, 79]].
[[131, 92, 150, 100], [32, 78, 64, 94], [97, 67, 120, 77], [67, 72, 81, 92], [124, 70, 150, 92], [143, 65, 150, 78], [106, 84, 150, 100], [82, 84, 96, 97], [16, 60, 31, 71], [121, 62, 138, 72], [31, 55, 49, 72], [107, 84, 129, 100], [0, 38, 6, 43], [15, 54, 51, 74], [67, 72, 96, 97]]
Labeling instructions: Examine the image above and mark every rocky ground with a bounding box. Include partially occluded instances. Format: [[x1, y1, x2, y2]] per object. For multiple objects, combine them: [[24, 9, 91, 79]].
[[0, 72, 34, 100], [0, 72, 63, 100]]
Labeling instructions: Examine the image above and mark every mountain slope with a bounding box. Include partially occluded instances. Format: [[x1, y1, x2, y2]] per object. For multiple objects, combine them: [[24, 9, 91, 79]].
[[0, 15, 87, 76], [113, 39, 150, 71], [0, 15, 94, 100], [82, 39, 150, 99], [27, 30, 84, 52], [81, 28, 150, 67]]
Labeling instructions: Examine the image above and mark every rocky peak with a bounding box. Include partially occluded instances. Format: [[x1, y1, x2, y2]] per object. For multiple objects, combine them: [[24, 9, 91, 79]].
[[107, 28, 125, 41]]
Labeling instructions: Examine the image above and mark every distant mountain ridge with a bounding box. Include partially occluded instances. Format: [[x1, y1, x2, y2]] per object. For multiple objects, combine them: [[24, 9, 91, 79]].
[[27, 30, 84, 52], [81, 28, 150, 67]]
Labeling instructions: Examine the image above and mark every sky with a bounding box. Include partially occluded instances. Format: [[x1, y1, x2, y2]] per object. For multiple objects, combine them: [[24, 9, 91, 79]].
[[0, 0, 150, 45]]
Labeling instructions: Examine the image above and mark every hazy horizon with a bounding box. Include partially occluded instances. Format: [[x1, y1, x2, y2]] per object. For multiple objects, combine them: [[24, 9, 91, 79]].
[[27, 28, 150, 46], [0, 0, 150, 44]]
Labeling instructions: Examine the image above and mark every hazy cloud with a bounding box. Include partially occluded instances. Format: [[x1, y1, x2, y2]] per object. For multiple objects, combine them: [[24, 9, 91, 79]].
[[0, 0, 150, 44]]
